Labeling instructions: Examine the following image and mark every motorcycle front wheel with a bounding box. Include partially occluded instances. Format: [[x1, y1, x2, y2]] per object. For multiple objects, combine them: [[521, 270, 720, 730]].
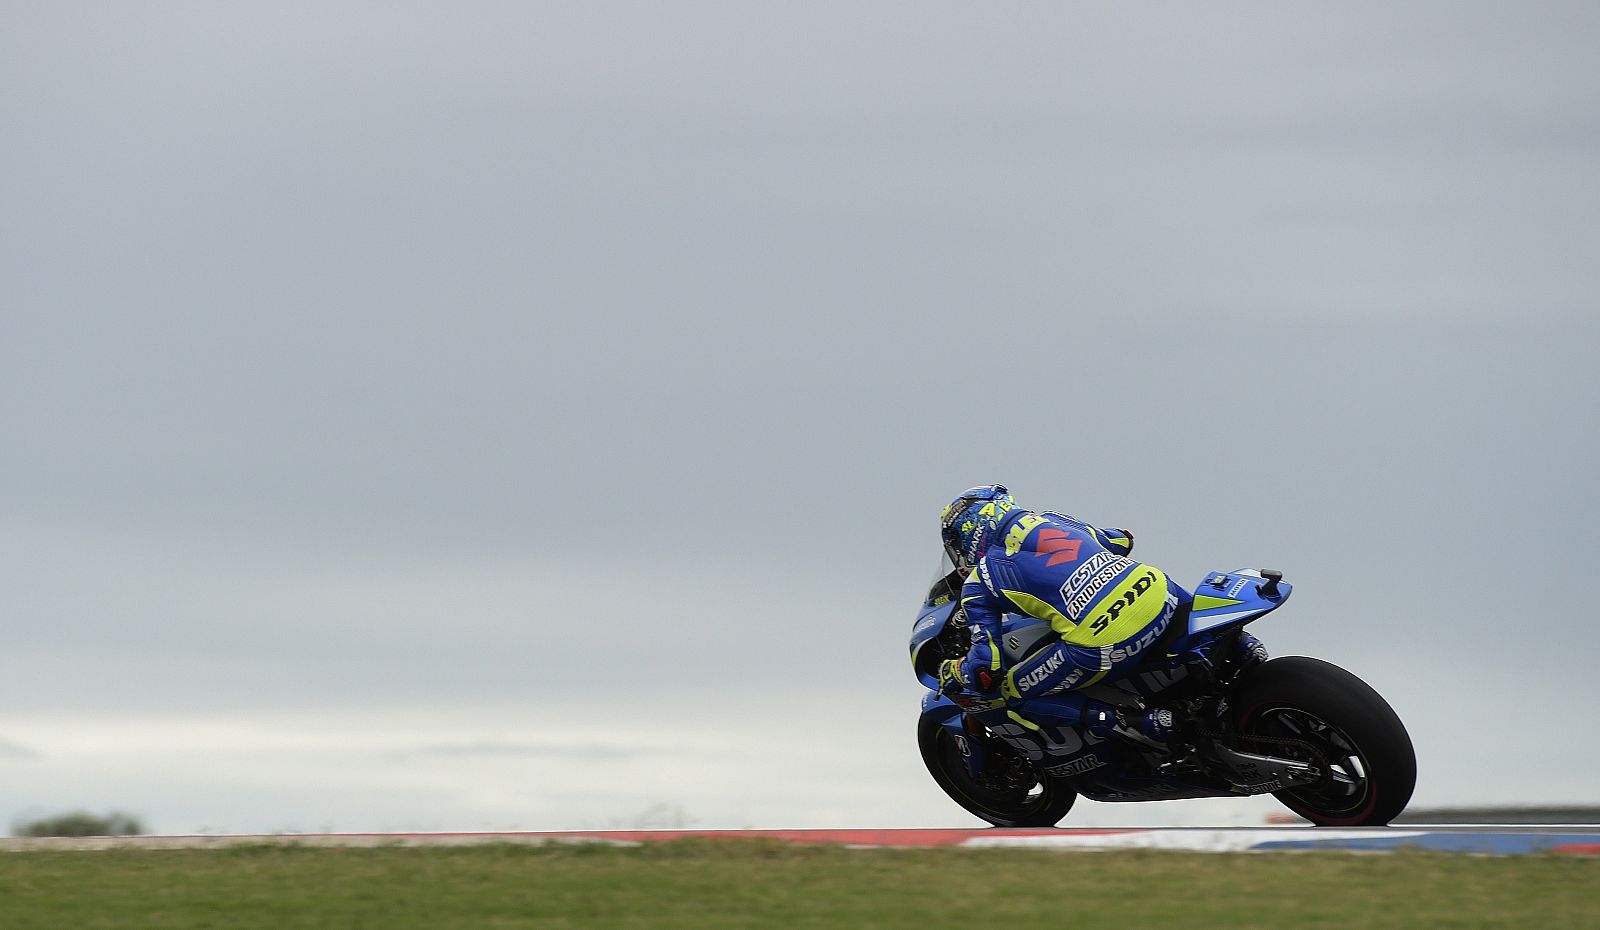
[[917, 714, 1076, 827], [1231, 656, 1417, 826]]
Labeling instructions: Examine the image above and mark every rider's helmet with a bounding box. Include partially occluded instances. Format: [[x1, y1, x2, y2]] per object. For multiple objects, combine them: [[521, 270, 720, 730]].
[[940, 484, 1017, 574]]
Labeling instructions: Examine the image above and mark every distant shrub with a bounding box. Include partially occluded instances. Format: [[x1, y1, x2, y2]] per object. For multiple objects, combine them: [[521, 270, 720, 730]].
[[13, 810, 146, 837]]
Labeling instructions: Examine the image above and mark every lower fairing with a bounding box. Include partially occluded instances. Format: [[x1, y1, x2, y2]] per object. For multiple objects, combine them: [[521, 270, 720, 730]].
[[1071, 773, 1241, 803]]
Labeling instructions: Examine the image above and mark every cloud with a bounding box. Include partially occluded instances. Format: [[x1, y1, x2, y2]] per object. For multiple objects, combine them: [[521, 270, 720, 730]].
[[389, 742, 675, 762], [0, 739, 40, 761]]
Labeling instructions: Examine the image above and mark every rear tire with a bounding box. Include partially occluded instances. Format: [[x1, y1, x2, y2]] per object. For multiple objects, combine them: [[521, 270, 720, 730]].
[[917, 715, 1076, 827], [1231, 656, 1416, 826]]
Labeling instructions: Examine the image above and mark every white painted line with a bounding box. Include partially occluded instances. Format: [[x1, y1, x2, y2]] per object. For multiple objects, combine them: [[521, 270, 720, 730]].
[[962, 829, 1427, 853]]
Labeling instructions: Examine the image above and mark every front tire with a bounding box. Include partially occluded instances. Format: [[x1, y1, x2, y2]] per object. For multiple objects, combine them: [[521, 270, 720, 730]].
[[1231, 656, 1417, 826], [917, 714, 1076, 827]]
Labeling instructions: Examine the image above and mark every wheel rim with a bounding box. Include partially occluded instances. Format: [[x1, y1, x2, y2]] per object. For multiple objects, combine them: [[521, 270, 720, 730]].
[[1244, 705, 1377, 821], [932, 728, 1055, 822]]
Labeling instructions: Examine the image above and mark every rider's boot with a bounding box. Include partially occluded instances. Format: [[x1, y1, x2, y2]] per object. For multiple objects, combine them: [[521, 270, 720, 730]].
[[1083, 703, 1174, 752], [1115, 708, 1174, 751], [1231, 632, 1269, 673]]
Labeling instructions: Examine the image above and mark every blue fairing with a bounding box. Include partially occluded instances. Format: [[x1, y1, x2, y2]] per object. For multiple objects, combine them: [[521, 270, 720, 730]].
[[910, 600, 958, 690], [1171, 568, 1293, 654], [920, 690, 963, 725]]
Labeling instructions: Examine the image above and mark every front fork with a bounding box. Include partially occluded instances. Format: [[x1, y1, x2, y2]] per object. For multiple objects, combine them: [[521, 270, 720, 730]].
[[921, 690, 993, 779]]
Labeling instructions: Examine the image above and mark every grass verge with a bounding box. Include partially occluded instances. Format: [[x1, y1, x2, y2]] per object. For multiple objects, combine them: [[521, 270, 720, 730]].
[[1, 838, 1596, 929]]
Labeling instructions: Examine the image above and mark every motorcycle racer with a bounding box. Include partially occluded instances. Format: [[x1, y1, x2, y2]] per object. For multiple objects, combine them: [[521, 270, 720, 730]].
[[937, 485, 1258, 751]]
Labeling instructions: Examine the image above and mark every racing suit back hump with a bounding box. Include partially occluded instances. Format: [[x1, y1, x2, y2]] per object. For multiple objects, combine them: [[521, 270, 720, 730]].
[[959, 510, 1187, 701]]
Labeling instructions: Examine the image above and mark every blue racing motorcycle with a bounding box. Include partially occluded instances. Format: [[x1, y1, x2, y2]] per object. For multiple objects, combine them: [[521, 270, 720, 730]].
[[911, 560, 1416, 827]]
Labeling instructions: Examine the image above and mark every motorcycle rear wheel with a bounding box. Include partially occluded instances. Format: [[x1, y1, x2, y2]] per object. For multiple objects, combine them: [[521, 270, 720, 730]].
[[917, 715, 1076, 827], [1231, 656, 1417, 826]]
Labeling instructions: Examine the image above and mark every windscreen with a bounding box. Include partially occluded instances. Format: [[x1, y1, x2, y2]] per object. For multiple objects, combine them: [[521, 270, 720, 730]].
[[924, 550, 965, 607]]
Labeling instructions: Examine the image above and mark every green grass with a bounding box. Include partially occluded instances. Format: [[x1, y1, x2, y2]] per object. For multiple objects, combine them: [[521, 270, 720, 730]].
[[1, 839, 1596, 929]]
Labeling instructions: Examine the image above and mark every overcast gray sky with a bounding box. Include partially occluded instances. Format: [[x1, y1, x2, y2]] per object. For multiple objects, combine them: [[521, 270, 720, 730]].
[[3, 2, 1598, 833]]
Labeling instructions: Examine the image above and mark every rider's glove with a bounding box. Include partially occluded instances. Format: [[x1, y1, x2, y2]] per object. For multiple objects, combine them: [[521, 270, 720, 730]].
[[1101, 528, 1134, 555], [940, 659, 1004, 697], [937, 659, 969, 696]]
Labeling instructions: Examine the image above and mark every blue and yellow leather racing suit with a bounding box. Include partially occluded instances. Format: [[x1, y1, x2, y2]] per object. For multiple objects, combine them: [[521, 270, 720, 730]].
[[949, 509, 1188, 708]]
